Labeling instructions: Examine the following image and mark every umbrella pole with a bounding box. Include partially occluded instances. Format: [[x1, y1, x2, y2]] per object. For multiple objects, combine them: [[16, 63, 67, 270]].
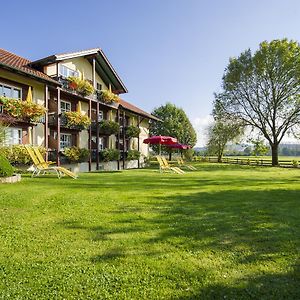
[[159, 143, 161, 172]]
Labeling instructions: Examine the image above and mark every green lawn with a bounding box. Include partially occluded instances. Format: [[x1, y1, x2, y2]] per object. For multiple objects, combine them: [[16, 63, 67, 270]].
[[0, 164, 299, 299]]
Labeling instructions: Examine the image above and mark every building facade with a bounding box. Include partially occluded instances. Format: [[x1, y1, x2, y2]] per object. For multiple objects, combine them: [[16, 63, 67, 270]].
[[0, 48, 158, 172]]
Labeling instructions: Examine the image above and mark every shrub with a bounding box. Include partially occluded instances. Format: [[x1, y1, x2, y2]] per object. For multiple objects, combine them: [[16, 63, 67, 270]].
[[99, 149, 120, 162], [127, 150, 141, 161], [0, 145, 46, 165], [292, 160, 299, 168], [183, 149, 194, 161], [64, 111, 91, 129], [99, 120, 120, 135], [67, 77, 95, 97], [126, 126, 140, 138], [100, 90, 120, 104], [0, 96, 46, 122], [0, 155, 14, 177], [63, 146, 90, 163]]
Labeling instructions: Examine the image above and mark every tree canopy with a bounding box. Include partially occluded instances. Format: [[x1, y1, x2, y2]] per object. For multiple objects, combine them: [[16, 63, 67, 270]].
[[206, 116, 244, 162], [150, 103, 197, 153], [215, 39, 300, 165]]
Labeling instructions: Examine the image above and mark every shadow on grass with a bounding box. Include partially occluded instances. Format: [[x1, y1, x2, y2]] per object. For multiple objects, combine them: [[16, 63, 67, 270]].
[[177, 263, 300, 299], [177, 261, 300, 299]]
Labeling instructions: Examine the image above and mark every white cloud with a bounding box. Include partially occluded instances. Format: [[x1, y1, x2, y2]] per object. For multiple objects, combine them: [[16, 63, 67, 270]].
[[192, 115, 214, 147]]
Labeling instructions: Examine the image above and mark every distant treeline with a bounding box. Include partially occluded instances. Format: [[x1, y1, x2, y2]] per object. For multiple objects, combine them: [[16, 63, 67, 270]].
[[194, 144, 300, 157]]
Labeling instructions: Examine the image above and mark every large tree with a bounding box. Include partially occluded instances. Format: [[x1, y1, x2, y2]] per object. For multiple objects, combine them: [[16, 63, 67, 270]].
[[216, 39, 300, 166], [150, 103, 197, 158]]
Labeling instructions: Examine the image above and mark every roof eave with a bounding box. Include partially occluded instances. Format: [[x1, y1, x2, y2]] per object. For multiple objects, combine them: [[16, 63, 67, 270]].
[[119, 105, 161, 122], [0, 62, 60, 86]]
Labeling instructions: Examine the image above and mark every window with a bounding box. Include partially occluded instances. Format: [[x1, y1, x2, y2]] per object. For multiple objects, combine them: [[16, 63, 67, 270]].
[[91, 136, 105, 150], [5, 127, 22, 145], [98, 111, 104, 122], [0, 82, 22, 99], [60, 134, 72, 150], [99, 137, 104, 151], [96, 83, 102, 91], [59, 65, 79, 78], [61, 100, 71, 113]]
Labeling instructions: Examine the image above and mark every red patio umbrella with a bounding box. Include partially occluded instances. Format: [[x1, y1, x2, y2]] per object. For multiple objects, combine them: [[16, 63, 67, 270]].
[[143, 135, 177, 154]]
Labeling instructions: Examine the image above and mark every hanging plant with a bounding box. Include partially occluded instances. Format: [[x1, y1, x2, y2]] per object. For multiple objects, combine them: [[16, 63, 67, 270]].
[[64, 111, 91, 129], [99, 120, 120, 135], [67, 77, 95, 97], [126, 125, 141, 138], [100, 90, 120, 104], [0, 96, 46, 122]]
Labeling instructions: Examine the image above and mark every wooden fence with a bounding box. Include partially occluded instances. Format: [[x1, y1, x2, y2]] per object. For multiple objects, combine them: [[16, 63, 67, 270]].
[[194, 156, 299, 168]]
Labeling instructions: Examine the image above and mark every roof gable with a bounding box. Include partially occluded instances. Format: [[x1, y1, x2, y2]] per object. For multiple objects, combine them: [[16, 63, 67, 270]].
[[30, 48, 127, 94]]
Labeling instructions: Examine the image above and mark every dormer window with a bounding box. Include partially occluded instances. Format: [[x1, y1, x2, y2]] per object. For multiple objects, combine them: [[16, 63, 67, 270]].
[[59, 65, 79, 78]]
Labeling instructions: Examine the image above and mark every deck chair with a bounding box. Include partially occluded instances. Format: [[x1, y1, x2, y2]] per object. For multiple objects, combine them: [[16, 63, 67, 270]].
[[177, 157, 197, 170], [24, 145, 77, 179], [156, 156, 185, 174]]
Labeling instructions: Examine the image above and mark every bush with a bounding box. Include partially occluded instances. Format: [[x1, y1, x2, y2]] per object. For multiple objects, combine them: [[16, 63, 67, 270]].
[[99, 120, 120, 135], [292, 160, 299, 168], [63, 146, 90, 163], [127, 150, 141, 161], [126, 126, 140, 138], [0, 145, 46, 165], [183, 149, 194, 161], [99, 149, 120, 162], [0, 155, 14, 177]]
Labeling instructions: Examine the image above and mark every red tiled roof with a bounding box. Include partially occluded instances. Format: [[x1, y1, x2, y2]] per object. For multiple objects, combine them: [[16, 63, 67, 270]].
[[0, 49, 58, 85], [119, 99, 160, 121]]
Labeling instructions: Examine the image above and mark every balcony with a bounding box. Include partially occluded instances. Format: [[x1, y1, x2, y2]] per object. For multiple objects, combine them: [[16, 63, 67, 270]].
[[57, 76, 95, 100], [0, 97, 46, 125], [91, 120, 120, 135], [48, 113, 87, 131]]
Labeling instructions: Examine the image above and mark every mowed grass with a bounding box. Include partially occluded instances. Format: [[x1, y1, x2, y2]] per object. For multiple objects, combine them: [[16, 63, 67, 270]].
[[0, 164, 299, 299]]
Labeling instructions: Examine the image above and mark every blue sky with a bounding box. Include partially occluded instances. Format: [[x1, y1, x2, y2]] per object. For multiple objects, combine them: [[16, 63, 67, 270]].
[[2, 0, 300, 145]]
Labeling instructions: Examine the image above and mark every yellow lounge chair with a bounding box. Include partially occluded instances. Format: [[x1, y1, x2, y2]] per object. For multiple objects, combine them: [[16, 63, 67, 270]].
[[33, 147, 78, 179], [156, 156, 185, 174], [177, 157, 197, 170], [25, 145, 77, 179]]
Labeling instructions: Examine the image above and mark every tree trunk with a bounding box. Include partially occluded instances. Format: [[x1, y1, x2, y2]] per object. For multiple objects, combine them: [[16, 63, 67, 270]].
[[217, 151, 222, 163], [271, 144, 279, 166], [169, 151, 172, 161]]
